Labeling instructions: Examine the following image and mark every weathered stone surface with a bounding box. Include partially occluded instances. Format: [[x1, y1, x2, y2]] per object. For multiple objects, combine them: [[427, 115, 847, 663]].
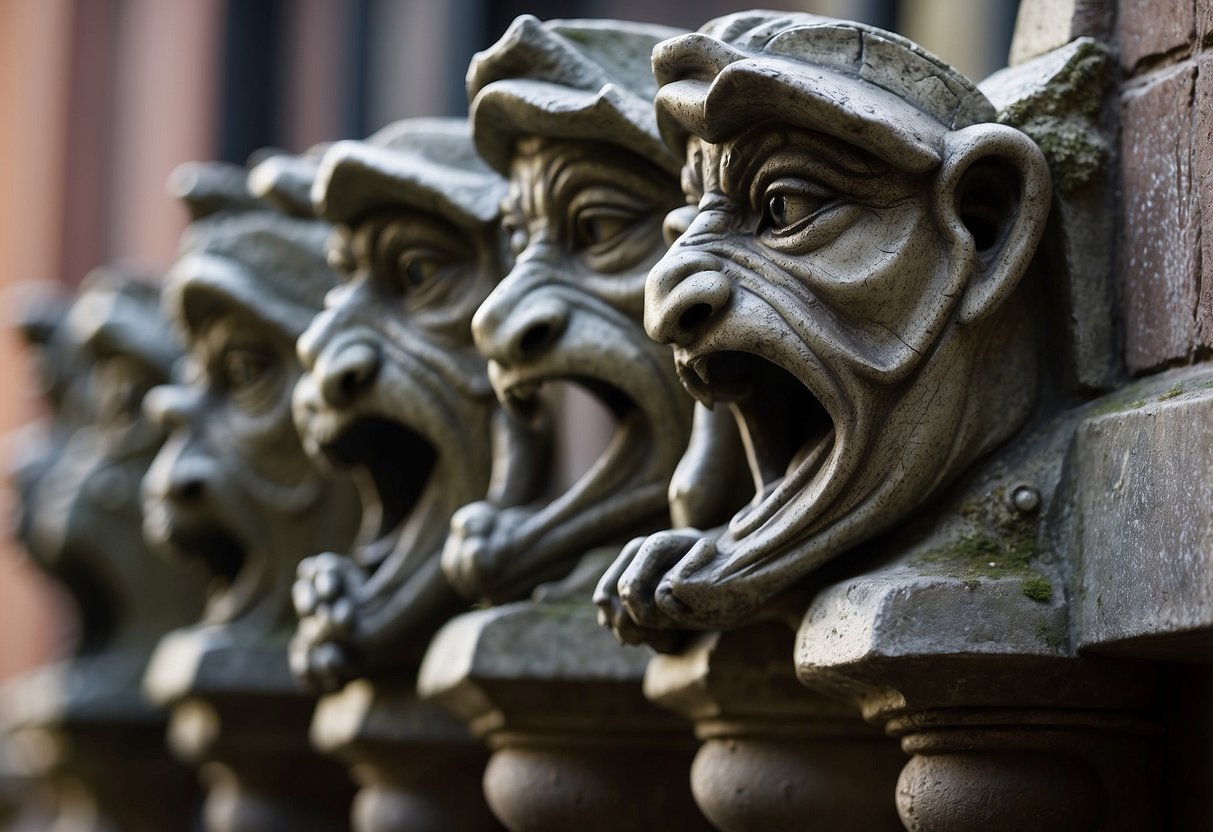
[[597, 11, 1054, 641], [1008, 0, 1115, 66], [1196, 54, 1213, 352], [419, 593, 709, 831], [286, 118, 543, 691], [1009, 0, 1079, 65], [982, 38, 1119, 390], [442, 16, 699, 608], [1119, 66, 1199, 372], [1074, 366, 1213, 656], [1118, 0, 1194, 70], [309, 679, 497, 832], [644, 623, 905, 831], [1, 271, 205, 831], [141, 158, 361, 831]]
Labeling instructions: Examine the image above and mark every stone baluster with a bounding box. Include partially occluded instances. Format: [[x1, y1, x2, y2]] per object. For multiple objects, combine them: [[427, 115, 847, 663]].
[[141, 159, 362, 831], [283, 117, 539, 832], [1, 272, 206, 831], [643, 622, 906, 831], [419, 16, 731, 831]]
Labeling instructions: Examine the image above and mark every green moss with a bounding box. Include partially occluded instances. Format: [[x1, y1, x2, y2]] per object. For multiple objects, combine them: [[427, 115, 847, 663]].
[[1158, 384, 1184, 401], [916, 488, 1040, 580], [1035, 619, 1066, 648], [1021, 573, 1053, 603]]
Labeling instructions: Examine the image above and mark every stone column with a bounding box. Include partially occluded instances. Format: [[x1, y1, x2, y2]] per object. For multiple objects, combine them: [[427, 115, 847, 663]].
[[795, 557, 1162, 832], [420, 595, 710, 832], [309, 676, 498, 832], [147, 631, 353, 832], [644, 622, 905, 831]]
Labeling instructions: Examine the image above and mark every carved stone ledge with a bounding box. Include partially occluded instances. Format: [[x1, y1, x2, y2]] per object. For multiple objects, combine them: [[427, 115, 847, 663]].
[[0, 653, 197, 832], [1071, 366, 1213, 658], [418, 595, 709, 832], [309, 677, 498, 832], [644, 621, 905, 831], [796, 561, 1162, 832], [146, 629, 353, 832]]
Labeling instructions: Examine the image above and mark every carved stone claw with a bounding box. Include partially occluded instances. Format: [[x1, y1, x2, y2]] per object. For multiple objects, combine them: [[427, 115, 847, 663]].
[[593, 535, 689, 654], [442, 501, 529, 603], [290, 552, 366, 690]]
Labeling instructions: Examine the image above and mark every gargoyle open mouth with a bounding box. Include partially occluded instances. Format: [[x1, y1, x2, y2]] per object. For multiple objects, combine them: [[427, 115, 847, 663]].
[[165, 526, 249, 615], [317, 415, 437, 569], [677, 350, 836, 541]]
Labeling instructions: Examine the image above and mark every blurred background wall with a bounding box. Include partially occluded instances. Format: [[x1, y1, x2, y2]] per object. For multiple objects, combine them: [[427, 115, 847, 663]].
[[0, 0, 1018, 681]]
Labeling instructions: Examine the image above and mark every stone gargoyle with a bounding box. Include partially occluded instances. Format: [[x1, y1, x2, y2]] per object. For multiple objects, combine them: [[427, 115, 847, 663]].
[[441, 15, 747, 605], [286, 118, 550, 690], [595, 12, 1057, 643], [140, 159, 361, 649], [10, 269, 205, 656]]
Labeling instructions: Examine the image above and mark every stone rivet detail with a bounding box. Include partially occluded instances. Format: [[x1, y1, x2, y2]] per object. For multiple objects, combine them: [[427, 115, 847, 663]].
[[1010, 484, 1041, 514]]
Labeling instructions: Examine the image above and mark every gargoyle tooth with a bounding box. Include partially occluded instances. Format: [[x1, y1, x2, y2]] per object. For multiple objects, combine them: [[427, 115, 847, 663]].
[[676, 359, 715, 409]]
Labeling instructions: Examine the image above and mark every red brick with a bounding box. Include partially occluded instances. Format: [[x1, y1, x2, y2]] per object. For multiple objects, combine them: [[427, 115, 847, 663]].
[[1119, 0, 1194, 69], [1197, 55, 1213, 351], [1119, 66, 1200, 373]]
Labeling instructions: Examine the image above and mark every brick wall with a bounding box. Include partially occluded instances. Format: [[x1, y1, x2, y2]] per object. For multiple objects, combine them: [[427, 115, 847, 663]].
[[1118, 0, 1213, 372]]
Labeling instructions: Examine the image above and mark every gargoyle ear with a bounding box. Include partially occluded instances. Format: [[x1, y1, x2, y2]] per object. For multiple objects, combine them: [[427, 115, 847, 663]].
[[934, 123, 1051, 326]]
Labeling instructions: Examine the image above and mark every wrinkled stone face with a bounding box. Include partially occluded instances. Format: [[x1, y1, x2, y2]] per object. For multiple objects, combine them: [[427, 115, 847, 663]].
[[143, 271, 352, 626], [21, 290, 186, 652], [648, 128, 960, 550], [292, 211, 502, 572], [601, 122, 1040, 633], [442, 137, 692, 603]]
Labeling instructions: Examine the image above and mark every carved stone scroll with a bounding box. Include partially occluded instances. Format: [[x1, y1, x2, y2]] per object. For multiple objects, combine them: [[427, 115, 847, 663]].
[[1, 270, 206, 831], [141, 159, 362, 832]]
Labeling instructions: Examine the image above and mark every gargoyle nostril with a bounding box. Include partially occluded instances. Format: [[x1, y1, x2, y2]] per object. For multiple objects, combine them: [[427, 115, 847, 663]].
[[173, 477, 205, 503], [678, 302, 715, 333], [519, 323, 553, 356], [319, 341, 379, 406]]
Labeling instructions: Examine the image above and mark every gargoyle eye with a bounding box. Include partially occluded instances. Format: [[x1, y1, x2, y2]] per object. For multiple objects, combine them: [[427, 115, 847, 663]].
[[222, 347, 271, 392], [397, 250, 448, 289], [765, 192, 826, 231], [573, 208, 632, 250]]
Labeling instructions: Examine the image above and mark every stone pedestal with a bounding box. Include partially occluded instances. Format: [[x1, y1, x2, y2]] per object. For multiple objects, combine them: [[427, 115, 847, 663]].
[[145, 628, 353, 832], [796, 562, 1162, 832], [310, 676, 499, 832], [644, 622, 905, 831], [0, 652, 198, 832], [418, 598, 710, 832]]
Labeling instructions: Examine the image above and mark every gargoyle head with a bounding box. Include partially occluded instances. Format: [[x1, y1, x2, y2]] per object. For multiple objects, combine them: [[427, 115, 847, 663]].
[[10, 270, 206, 655], [441, 15, 697, 604], [598, 13, 1052, 638], [288, 119, 546, 688], [141, 160, 361, 635]]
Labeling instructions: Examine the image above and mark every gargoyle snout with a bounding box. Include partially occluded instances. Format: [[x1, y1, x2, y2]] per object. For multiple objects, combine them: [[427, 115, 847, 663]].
[[644, 250, 730, 346], [313, 338, 381, 408], [144, 384, 203, 433], [473, 276, 569, 367]]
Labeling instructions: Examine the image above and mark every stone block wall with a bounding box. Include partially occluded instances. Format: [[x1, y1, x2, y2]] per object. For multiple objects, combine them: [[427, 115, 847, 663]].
[[1119, 0, 1213, 372]]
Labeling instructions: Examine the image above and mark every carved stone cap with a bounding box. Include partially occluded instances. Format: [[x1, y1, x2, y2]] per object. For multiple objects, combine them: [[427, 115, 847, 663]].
[[467, 14, 684, 175], [653, 11, 998, 172], [314, 117, 507, 229], [66, 266, 179, 380], [167, 161, 334, 340]]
